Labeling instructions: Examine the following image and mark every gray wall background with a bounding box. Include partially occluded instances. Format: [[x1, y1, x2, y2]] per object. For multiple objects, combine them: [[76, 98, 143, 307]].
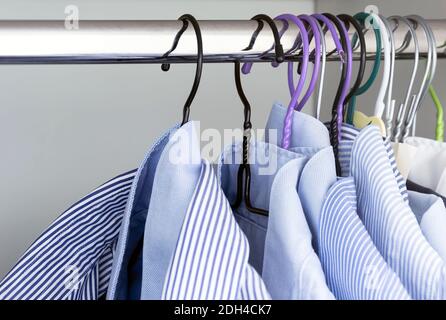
[[0, 0, 445, 280]]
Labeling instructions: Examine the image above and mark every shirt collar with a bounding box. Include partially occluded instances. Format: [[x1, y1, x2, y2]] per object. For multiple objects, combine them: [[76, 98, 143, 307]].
[[408, 190, 446, 264], [339, 125, 409, 202], [408, 190, 444, 224], [263, 156, 335, 299], [263, 103, 337, 251], [108, 123, 179, 299], [265, 102, 330, 150], [137, 122, 270, 299], [140, 121, 203, 299]]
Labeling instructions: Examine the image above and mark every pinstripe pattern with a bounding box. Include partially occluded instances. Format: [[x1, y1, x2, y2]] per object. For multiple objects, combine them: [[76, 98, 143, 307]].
[[342, 125, 446, 299], [0, 169, 137, 300], [239, 266, 271, 300], [162, 161, 270, 300], [320, 177, 410, 300], [338, 124, 408, 202]]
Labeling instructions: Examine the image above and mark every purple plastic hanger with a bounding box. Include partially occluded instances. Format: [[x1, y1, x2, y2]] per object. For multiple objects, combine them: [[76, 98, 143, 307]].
[[241, 14, 310, 150], [312, 14, 352, 142], [281, 14, 348, 149], [292, 14, 321, 111], [288, 14, 345, 108], [310, 13, 346, 63], [273, 14, 310, 149]]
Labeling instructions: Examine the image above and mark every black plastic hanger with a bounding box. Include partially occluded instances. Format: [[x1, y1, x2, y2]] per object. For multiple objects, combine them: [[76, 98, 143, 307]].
[[242, 14, 285, 62], [160, 14, 203, 125], [232, 14, 284, 216], [322, 13, 350, 176], [337, 14, 367, 109]]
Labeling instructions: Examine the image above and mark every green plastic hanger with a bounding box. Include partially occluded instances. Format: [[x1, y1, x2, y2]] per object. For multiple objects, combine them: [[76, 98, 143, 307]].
[[429, 85, 444, 141], [346, 12, 382, 125]]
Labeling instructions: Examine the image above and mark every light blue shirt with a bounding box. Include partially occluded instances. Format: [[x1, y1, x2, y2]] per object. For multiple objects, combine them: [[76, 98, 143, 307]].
[[108, 125, 179, 299], [409, 191, 446, 265], [265, 103, 333, 248], [218, 133, 334, 299]]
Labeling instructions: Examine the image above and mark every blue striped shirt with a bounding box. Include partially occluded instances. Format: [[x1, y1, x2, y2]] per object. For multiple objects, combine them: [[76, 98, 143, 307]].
[[320, 177, 411, 299], [340, 125, 446, 299], [162, 160, 270, 299], [338, 124, 408, 202], [266, 104, 408, 299], [1, 122, 270, 300], [0, 169, 137, 300], [107, 122, 270, 300]]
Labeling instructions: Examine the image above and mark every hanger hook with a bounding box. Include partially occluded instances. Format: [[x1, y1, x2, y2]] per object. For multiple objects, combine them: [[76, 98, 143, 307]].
[[311, 13, 352, 175], [241, 14, 285, 74], [160, 14, 203, 125], [388, 15, 420, 142], [231, 15, 286, 216], [402, 15, 437, 140], [337, 14, 367, 108], [273, 14, 310, 150], [294, 14, 322, 112], [250, 14, 285, 62], [346, 12, 383, 125], [232, 60, 269, 216]]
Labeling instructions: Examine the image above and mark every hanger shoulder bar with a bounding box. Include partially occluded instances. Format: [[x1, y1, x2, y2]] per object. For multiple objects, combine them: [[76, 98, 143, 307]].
[[0, 19, 444, 64]]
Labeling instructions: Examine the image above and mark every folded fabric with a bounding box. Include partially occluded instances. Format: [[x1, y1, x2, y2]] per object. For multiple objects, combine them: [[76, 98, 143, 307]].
[[320, 177, 411, 299], [406, 137, 446, 197], [407, 179, 446, 207], [339, 125, 446, 299], [408, 191, 446, 264]]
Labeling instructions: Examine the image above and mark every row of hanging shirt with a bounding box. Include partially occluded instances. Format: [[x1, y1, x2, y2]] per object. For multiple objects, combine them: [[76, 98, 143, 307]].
[[0, 11, 445, 300]]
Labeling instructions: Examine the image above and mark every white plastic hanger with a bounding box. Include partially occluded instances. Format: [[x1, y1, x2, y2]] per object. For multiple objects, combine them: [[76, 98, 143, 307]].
[[379, 14, 397, 138], [367, 13, 392, 119], [314, 17, 327, 120]]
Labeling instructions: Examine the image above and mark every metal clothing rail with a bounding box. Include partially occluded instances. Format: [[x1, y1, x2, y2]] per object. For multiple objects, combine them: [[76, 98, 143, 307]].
[[0, 19, 444, 64]]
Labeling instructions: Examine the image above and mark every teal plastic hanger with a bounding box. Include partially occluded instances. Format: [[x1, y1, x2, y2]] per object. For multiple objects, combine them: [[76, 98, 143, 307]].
[[346, 12, 382, 124], [429, 85, 444, 141]]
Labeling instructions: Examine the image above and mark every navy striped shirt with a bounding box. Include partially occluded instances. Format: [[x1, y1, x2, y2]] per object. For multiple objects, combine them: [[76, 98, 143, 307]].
[[162, 160, 270, 299], [0, 169, 137, 300], [0, 124, 271, 300]]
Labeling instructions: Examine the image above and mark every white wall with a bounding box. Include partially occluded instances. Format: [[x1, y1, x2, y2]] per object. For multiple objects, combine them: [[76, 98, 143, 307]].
[[316, 0, 446, 140], [0, 0, 315, 279]]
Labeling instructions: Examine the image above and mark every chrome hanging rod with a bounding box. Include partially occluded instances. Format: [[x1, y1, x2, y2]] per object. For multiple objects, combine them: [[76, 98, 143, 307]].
[[0, 19, 444, 64]]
